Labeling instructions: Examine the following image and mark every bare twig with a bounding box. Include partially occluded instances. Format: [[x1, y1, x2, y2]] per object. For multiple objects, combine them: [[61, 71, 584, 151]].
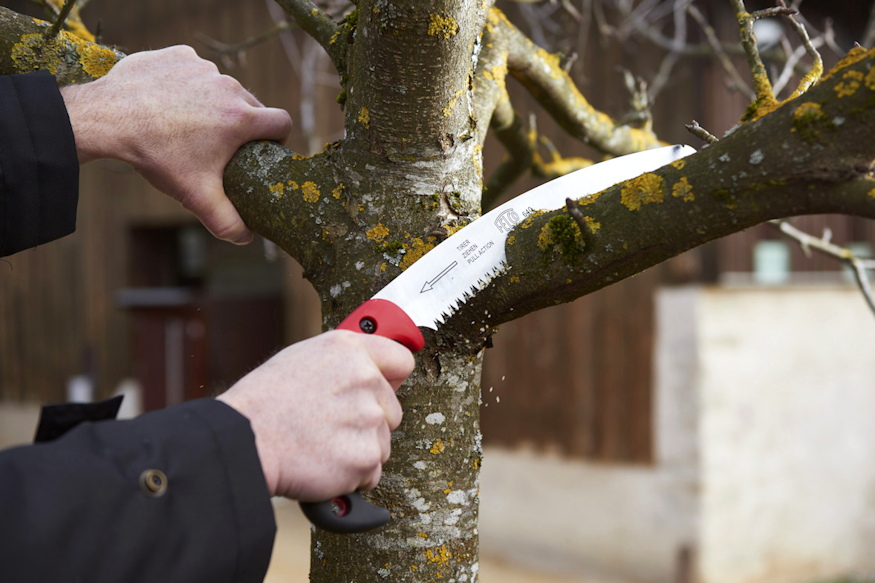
[[777, 0, 823, 99], [559, 0, 582, 22], [771, 219, 875, 318], [731, 0, 779, 110], [565, 198, 590, 237], [685, 120, 718, 144], [750, 6, 796, 21], [273, 0, 345, 72], [45, 0, 77, 39], [687, 3, 755, 99], [618, 68, 653, 130], [771, 35, 824, 96], [195, 21, 292, 68], [864, 3, 875, 48]]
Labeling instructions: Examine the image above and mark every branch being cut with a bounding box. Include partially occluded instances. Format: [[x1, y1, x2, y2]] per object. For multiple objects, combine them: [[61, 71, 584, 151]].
[[446, 46, 875, 339]]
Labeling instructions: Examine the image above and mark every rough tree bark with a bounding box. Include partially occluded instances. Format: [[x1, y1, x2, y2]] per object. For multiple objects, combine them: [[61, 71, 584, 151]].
[[2, 1, 875, 581]]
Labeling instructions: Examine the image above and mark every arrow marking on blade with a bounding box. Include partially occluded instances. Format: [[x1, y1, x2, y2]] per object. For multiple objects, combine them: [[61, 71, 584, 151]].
[[421, 261, 458, 293]]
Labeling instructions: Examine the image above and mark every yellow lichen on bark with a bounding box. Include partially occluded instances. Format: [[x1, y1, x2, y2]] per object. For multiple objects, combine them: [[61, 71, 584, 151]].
[[821, 45, 871, 83], [428, 14, 459, 39], [301, 181, 321, 203], [620, 173, 665, 211], [443, 88, 465, 117], [834, 69, 864, 98], [78, 43, 116, 77], [481, 63, 507, 84], [864, 67, 875, 92], [366, 223, 390, 242], [358, 107, 370, 128], [400, 237, 436, 270], [425, 546, 451, 564], [671, 177, 695, 202], [584, 216, 601, 232], [269, 182, 285, 198], [11, 29, 118, 78]]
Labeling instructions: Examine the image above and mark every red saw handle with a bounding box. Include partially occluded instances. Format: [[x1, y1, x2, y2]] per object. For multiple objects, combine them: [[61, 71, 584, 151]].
[[299, 299, 424, 533]]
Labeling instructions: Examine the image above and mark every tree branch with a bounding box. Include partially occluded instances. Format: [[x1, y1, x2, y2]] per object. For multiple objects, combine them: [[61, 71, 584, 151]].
[[445, 47, 875, 338], [41, 0, 94, 42], [195, 20, 292, 69], [492, 8, 665, 156], [0, 7, 121, 82], [44, 0, 78, 40], [272, 0, 346, 73]]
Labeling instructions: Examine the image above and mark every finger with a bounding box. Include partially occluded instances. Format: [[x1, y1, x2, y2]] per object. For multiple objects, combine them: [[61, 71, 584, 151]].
[[361, 335, 416, 390], [380, 391, 403, 431], [229, 78, 264, 109], [246, 106, 293, 145], [360, 464, 383, 492], [182, 181, 253, 244], [379, 422, 393, 463]]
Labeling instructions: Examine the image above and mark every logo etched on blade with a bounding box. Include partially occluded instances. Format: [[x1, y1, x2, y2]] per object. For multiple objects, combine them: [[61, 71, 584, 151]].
[[494, 208, 521, 233]]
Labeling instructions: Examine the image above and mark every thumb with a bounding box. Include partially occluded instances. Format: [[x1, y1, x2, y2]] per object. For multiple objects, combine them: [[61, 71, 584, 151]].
[[179, 177, 253, 245]]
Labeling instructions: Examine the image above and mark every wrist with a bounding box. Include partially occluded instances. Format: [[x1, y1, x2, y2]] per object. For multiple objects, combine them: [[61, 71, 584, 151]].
[[216, 392, 281, 497], [60, 81, 128, 165]]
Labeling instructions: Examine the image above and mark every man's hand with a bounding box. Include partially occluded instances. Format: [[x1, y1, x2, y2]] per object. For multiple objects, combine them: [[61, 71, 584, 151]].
[[217, 331, 415, 501], [60, 45, 292, 245]]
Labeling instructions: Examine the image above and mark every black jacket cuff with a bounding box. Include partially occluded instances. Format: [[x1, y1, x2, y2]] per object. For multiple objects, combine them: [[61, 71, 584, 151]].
[[0, 70, 79, 257]]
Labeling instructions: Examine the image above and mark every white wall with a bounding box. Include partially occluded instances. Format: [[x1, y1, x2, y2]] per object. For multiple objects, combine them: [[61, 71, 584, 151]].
[[697, 287, 875, 583], [480, 286, 875, 583]]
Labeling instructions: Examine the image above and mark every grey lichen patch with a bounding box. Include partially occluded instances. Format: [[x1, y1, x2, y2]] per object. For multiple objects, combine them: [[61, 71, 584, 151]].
[[749, 149, 764, 165]]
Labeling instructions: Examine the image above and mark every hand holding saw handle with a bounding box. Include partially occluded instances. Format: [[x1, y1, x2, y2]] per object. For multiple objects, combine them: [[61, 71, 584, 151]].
[[299, 299, 424, 533]]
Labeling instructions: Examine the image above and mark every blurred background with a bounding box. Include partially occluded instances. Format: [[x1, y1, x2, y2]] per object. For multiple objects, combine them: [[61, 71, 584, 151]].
[[1, 1, 874, 581]]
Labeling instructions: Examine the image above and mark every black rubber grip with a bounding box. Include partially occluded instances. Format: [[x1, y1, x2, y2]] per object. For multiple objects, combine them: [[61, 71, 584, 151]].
[[300, 493, 391, 533]]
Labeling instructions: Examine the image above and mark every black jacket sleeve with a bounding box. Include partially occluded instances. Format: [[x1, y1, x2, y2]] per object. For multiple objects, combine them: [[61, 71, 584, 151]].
[[0, 399, 277, 583], [0, 70, 80, 257]]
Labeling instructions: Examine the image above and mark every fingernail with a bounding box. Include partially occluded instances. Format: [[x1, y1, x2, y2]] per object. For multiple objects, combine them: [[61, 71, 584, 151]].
[[232, 230, 254, 245]]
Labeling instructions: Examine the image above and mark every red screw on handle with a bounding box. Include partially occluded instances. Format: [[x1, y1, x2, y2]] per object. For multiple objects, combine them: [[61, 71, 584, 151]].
[[300, 299, 424, 533]]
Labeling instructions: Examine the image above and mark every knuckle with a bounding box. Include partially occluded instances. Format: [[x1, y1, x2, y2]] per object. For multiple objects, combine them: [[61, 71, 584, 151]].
[[360, 403, 386, 428]]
